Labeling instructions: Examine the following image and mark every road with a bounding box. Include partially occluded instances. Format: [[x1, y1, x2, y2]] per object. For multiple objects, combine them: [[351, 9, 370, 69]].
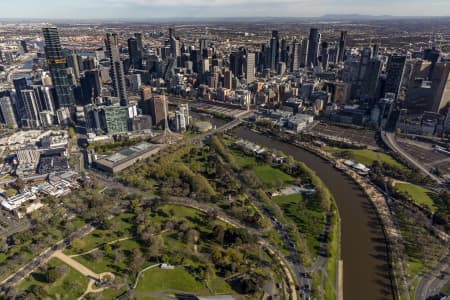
[[0, 224, 94, 290], [219, 155, 315, 298], [382, 131, 443, 185], [415, 250, 450, 300]]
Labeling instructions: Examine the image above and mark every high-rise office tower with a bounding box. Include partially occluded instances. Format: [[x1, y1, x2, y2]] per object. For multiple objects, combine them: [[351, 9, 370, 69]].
[[230, 51, 244, 78], [13, 77, 28, 120], [224, 70, 233, 89], [405, 61, 450, 113], [99, 105, 129, 134], [338, 31, 347, 63], [21, 90, 41, 128], [128, 37, 140, 69], [105, 33, 128, 106], [20, 40, 28, 53], [66, 53, 81, 81], [384, 55, 407, 99], [269, 31, 279, 71], [291, 40, 301, 72], [80, 70, 102, 105], [199, 39, 208, 55], [280, 38, 288, 64], [354, 47, 372, 98], [245, 53, 256, 83], [32, 85, 55, 114], [372, 44, 380, 59], [307, 28, 321, 68], [361, 58, 382, 106], [134, 32, 144, 61], [0, 96, 18, 128], [150, 95, 168, 128], [299, 38, 309, 68], [168, 28, 181, 61], [42, 27, 76, 110], [321, 41, 330, 71]]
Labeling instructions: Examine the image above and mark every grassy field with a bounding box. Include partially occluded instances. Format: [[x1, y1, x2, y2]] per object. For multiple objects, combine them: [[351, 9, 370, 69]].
[[395, 182, 437, 212], [325, 147, 406, 170], [19, 258, 89, 299], [135, 267, 209, 294], [253, 165, 294, 186], [231, 149, 258, 169], [74, 238, 143, 275], [272, 193, 325, 258], [65, 213, 135, 255]]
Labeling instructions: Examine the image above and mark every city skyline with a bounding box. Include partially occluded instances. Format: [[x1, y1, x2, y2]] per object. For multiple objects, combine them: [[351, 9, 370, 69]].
[[1, 0, 450, 19]]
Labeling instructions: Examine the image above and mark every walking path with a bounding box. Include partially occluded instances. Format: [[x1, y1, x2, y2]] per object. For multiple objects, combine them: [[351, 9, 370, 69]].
[[69, 236, 131, 258], [52, 251, 115, 299]]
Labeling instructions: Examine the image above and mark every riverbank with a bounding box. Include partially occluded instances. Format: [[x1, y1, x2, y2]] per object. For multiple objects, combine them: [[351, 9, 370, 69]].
[[233, 126, 395, 300]]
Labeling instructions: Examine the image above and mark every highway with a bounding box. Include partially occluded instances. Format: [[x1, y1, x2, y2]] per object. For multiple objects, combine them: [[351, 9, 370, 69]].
[[415, 250, 450, 300], [381, 131, 444, 185]]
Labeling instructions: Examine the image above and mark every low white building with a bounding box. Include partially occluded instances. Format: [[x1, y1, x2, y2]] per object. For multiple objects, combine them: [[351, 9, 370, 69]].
[[286, 114, 314, 132]]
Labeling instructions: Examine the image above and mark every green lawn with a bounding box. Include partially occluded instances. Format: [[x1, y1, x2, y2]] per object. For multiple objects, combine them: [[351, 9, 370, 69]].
[[272, 193, 325, 258], [135, 267, 209, 294], [65, 213, 135, 255], [19, 258, 89, 299], [73, 238, 143, 276], [395, 182, 437, 212], [325, 147, 406, 170], [230, 149, 258, 169], [253, 165, 294, 186]]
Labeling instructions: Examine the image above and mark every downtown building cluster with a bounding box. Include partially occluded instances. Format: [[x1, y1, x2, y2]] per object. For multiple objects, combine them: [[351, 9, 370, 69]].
[[0, 25, 448, 138]]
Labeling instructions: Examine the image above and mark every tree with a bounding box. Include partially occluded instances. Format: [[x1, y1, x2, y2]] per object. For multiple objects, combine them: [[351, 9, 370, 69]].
[[184, 229, 199, 245], [0, 237, 8, 253], [46, 267, 59, 283], [213, 225, 225, 245], [68, 127, 76, 139], [129, 248, 144, 275], [104, 244, 113, 256], [148, 235, 165, 259]]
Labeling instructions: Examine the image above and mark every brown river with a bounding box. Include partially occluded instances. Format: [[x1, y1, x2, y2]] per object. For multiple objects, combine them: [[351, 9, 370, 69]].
[[233, 127, 394, 300]]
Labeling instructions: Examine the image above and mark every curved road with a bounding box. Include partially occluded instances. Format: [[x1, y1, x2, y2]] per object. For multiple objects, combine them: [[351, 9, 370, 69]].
[[382, 131, 443, 185], [415, 250, 450, 300]]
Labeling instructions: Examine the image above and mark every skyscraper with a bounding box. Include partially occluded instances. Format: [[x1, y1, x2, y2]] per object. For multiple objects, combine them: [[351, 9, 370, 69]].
[[21, 90, 41, 128], [269, 30, 279, 71], [230, 51, 244, 78], [66, 53, 81, 81], [245, 53, 256, 83], [42, 27, 76, 110], [150, 95, 168, 128], [80, 70, 102, 105], [338, 31, 347, 63], [307, 28, 321, 68], [128, 33, 143, 69], [299, 38, 309, 68], [321, 41, 329, 71], [99, 105, 129, 134], [384, 55, 407, 99], [361, 58, 382, 106], [224, 70, 233, 90], [13, 77, 28, 120], [354, 47, 372, 98], [291, 40, 301, 72], [128, 37, 140, 69], [0, 96, 18, 128], [105, 33, 128, 106], [168, 28, 181, 62]]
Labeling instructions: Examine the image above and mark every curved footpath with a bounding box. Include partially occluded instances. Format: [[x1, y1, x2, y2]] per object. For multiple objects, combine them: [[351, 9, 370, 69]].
[[233, 127, 394, 300]]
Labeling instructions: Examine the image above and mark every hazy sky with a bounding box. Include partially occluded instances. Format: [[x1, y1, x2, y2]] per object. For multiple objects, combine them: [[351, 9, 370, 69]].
[[1, 0, 450, 19]]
